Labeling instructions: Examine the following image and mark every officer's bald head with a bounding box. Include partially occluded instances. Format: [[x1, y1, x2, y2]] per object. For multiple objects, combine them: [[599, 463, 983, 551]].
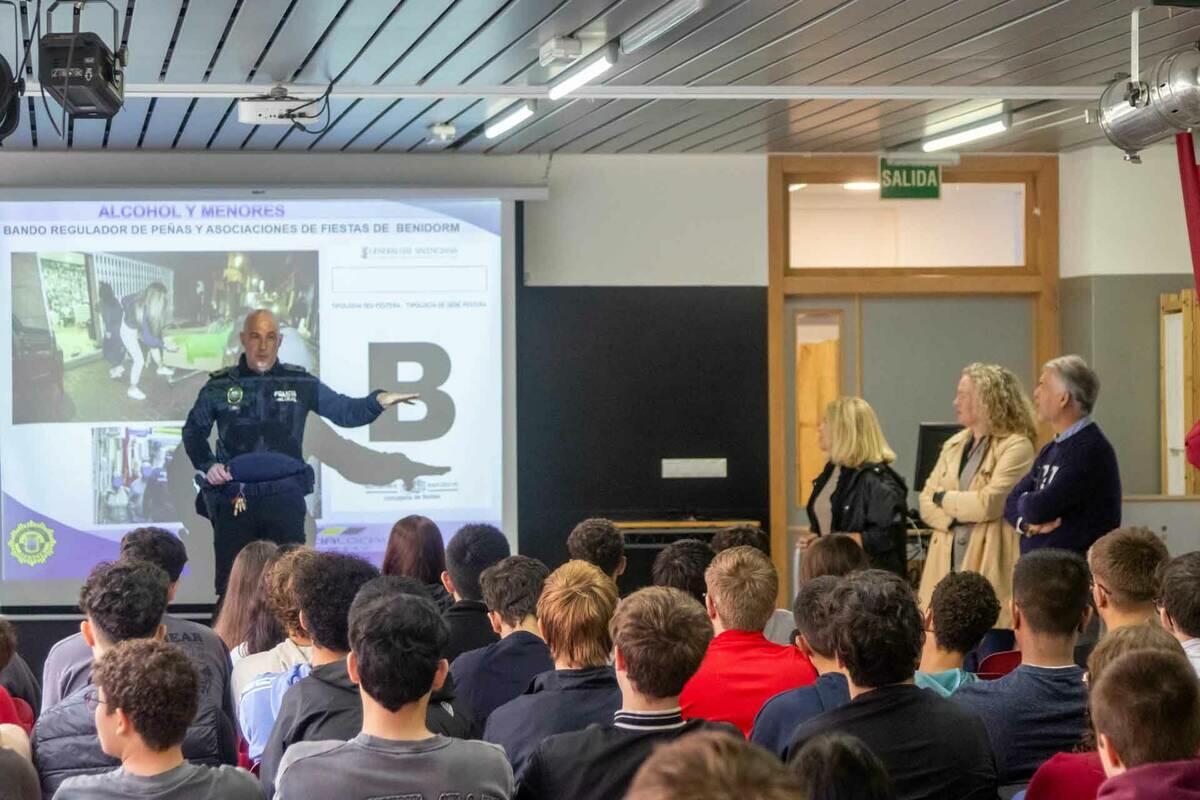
[[240, 309, 282, 374]]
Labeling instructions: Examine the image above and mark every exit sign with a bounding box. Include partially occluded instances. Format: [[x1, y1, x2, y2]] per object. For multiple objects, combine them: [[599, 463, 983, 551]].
[[879, 159, 941, 199]]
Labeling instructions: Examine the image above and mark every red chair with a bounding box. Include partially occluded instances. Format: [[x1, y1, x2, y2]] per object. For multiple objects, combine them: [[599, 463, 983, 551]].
[[977, 649, 1022, 680]]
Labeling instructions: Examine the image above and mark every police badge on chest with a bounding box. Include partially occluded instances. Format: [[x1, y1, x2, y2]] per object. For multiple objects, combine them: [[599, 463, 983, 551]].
[[273, 389, 298, 403]]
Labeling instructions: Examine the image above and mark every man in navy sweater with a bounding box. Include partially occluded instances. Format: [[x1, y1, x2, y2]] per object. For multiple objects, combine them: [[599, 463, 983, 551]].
[[1005, 355, 1121, 556]]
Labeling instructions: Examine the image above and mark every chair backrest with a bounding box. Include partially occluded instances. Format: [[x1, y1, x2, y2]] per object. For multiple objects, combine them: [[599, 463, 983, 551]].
[[977, 648, 1022, 679]]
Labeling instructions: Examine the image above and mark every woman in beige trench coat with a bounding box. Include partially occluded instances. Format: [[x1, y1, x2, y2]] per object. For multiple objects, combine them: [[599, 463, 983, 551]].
[[918, 363, 1037, 630]]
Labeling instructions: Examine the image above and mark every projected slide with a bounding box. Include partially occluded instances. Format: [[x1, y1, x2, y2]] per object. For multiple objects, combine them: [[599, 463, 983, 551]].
[[0, 198, 504, 606]]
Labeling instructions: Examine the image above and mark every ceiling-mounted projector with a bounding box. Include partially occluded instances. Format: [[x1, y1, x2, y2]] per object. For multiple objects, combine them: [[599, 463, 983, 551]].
[[38, 0, 126, 119]]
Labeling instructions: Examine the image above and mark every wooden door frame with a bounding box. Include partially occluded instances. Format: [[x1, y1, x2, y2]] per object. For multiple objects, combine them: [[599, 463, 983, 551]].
[[767, 154, 1060, 603]]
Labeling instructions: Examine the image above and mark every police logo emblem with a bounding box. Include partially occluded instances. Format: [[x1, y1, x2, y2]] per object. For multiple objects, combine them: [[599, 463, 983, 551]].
[[7, 520, 56, 567], [226, 386, 244, 406]]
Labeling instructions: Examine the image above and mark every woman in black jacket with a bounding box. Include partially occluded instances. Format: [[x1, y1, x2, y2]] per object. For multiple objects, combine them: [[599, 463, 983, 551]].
[[803, 397, 909, 576]]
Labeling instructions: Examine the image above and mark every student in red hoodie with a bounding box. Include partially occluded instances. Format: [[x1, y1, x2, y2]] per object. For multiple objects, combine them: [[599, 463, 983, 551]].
[[680, 546, 817, 735], [1026, 623, 1187, 800], [1092, 649, 1200, 799]]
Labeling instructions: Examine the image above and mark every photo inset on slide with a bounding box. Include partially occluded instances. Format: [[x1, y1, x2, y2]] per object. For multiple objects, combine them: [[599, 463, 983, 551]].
[[93, 426, 181, 525], [11, 250, 319, 423]]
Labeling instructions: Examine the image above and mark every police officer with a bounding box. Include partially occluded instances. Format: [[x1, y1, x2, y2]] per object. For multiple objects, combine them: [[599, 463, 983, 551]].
[[182, 309, 416, 596]]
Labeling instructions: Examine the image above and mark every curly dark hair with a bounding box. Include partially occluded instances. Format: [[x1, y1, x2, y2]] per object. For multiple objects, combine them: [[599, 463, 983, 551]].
[[929, 571, 1000, 655], [828, 570, 923, 688], [651, 538, 714, 604], [445, 524, 510, 601], [80, 561, 169, 644], [0, 616, 15, 672], [567, 518, 626, 577], [92, 639, 198, 751], [293, 553, 379, 652], [119, 527, 188, 582], [481, 555, 550, 627], [349, 590, 448, 711], [789, 732, 895, 800], [711, 525, 769, 556], [792, 575, 842, 659]]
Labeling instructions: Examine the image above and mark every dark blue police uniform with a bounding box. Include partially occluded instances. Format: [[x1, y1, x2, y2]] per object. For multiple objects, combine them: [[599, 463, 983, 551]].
[[183, 354, 384, 594]]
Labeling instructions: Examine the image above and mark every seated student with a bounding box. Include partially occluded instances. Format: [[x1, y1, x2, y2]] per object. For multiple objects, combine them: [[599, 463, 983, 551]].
[[236, 546, 317, 762], [442, 524, 511, 662], [626, 729, 804, 800], [567, 517, 627, 583], [651, 538, 713, 604], [1087, 527, 1169, 631], [52, 640, 260, 800], [1157, 551, 1200, 676], [33, 562, 236, 798], [712, 525, 793, 645], [42, 527, 234, 731], [680, 546, 817, 735], [450, 556, 553, 725], [517, 586, 736, 800], [1026, 624, 1186, 800], [275, 589, 513, 800], [0, 729, 39, 800], [916, 570, 1000, 696], [212, 540, 284, 662], [798, 533, 870, 584], [790, 732, 896, 800], [258, 552, 381, 798], [0, 651, 40, 723], [0, 619, 33, 734], [954, 548, 1091, 784], [786, 570, 997, 800], [750, 576, 850, 757], [484, 560, 621, 779], [1092, 649, 1200, 798]]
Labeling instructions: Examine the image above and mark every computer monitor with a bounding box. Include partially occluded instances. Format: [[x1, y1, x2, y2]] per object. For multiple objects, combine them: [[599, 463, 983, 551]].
[[913, 423, 964, 493]]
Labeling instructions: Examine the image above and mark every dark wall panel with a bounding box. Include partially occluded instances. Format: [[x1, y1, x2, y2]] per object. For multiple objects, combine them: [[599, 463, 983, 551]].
[[516, 280, 769, 575]]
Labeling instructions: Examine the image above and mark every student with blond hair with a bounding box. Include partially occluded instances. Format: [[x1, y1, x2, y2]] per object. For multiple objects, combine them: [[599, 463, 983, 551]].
[[918, 362, 1037, 629], [680, 546, 817, 735], [802, 397, 909, 576], [483, 560, 621, 779]]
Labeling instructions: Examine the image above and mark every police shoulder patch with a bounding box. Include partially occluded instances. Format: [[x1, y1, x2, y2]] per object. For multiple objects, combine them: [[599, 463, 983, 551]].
[[208, 366, 234, 379], [280, 362, 308, 374]]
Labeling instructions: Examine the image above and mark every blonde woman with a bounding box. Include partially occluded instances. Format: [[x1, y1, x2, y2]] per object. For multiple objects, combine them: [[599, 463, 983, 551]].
[[119, 281, 176, 400], [918, 363, 1036, 630], [802, 397, 909, 576]]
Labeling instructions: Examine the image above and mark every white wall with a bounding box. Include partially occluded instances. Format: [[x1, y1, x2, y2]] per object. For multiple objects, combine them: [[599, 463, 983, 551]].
[[523, 154, 768, 286], [1060, 143, 1192, 277]]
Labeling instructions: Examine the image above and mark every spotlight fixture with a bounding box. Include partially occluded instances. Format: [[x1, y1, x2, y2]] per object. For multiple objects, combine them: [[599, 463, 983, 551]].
[[843, 182, 880, 191], [547, 44, 617, 101], [920, 114, 1010, 153], [1099, 47, 1200, 162], [485, 101, 536, 139], [38, 0, 126, 119], [620, 0, 705, 54]]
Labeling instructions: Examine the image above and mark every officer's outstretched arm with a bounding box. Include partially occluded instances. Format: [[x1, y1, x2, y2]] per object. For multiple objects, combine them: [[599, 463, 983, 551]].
[[315, 381, 386, 428]]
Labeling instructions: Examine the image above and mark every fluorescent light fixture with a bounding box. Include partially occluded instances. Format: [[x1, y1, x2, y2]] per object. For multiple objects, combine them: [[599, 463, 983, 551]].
[[788, 183, 808, 192], [485, 101, 536, 139], [921, 114, 1010, 152], [843, 181, 880, 191], [548, 44, 617, 101], [621, 0, 705, 54]]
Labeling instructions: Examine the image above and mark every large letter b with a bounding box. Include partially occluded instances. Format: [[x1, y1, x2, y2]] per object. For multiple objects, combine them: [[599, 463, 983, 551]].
[[368, 343, 455, 441]]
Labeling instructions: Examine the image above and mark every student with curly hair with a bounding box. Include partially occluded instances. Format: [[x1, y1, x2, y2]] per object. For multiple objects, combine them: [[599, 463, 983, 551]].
[[52, 640, 259, 800], [915, 571, 1001, 696], [567, 518, 626, 583]]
